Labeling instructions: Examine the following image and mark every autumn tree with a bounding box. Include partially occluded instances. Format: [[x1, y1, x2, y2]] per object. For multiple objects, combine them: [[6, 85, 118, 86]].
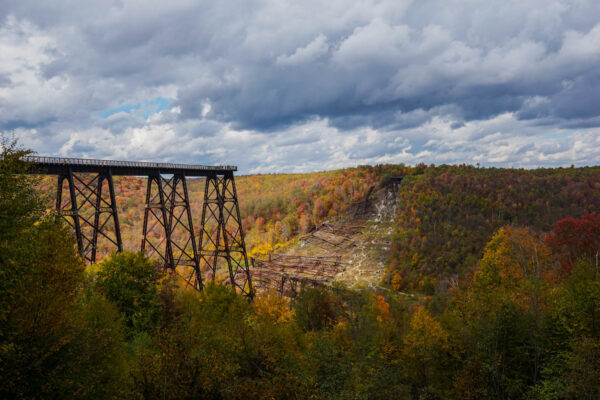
[[402, 306, 450, 398], [538, 257, 600, 399], [0, 140, 128, 399], [450, 227, 557, 399], [545, 212, 600, 274], [293, 285, 344, 332], [92, 251, 164, 336]]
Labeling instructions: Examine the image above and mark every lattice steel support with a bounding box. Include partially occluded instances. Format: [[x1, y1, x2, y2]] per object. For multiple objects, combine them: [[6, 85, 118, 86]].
[[141, 174, 174, 267], [141, 174, 202, 289], [198, 172, 253, 297], [55, 167, 123, 263]]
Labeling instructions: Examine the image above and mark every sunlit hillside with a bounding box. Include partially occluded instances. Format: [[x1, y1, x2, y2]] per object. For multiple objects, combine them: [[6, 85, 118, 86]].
[[36, 165, 401, 263]]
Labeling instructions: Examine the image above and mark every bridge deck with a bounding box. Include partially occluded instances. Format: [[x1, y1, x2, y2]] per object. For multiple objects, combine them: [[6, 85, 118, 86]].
[[23, 156, 236, 176]]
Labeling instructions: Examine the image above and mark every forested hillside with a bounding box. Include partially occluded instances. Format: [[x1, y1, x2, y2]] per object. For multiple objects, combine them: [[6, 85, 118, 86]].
[[37, 165, 401, 259], [37, 163, 600, 293], [387, 164, 600, 293], [3, 143, 600, 399]]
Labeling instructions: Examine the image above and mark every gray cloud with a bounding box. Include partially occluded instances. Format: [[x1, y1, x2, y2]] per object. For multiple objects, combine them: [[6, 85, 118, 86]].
[[1, 0, 599, 172]]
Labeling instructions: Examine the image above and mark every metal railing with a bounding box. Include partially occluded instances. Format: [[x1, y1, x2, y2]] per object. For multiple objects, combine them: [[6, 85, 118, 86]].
[[22, 155, 236, 171]]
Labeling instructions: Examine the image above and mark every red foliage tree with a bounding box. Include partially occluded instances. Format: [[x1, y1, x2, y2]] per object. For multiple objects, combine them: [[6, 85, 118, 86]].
[[545, 212, 600, 274]]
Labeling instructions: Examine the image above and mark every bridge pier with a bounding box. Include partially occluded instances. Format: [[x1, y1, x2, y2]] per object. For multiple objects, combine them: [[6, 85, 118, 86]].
[[55, 168, 123, 263], [142, 173, 203, 290], [198, 172, 253, 297], [28, 156, 252, 297]]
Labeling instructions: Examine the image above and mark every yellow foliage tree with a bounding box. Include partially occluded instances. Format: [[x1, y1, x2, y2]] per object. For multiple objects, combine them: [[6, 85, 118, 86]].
[[473, 226, 556, 308], [402, 306, 449, 396]]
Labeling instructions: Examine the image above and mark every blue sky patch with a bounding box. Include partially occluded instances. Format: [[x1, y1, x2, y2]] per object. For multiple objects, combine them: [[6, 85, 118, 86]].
[[542, 131, 573, 140], [96, 97, 171, 119]]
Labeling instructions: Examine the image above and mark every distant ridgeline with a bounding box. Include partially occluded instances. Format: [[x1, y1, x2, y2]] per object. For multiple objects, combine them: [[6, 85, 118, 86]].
[[386, 164, 600, 293]]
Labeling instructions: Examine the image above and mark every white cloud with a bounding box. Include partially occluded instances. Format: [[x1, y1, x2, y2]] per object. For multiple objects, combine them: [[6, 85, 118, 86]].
[[0, 1, 599, 172], [276, 34, 329, 66]]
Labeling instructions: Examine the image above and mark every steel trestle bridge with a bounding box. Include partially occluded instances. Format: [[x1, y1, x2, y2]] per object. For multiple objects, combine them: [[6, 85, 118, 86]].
[[23, 156, 253, 297]]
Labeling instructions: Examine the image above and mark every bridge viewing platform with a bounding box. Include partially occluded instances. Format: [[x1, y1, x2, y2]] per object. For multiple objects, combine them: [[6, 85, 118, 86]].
[[23, 156, 237, 176]]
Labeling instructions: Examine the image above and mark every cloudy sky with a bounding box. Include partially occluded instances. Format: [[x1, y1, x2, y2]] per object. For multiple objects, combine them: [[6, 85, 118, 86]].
[[1, 0, 599, 173]]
